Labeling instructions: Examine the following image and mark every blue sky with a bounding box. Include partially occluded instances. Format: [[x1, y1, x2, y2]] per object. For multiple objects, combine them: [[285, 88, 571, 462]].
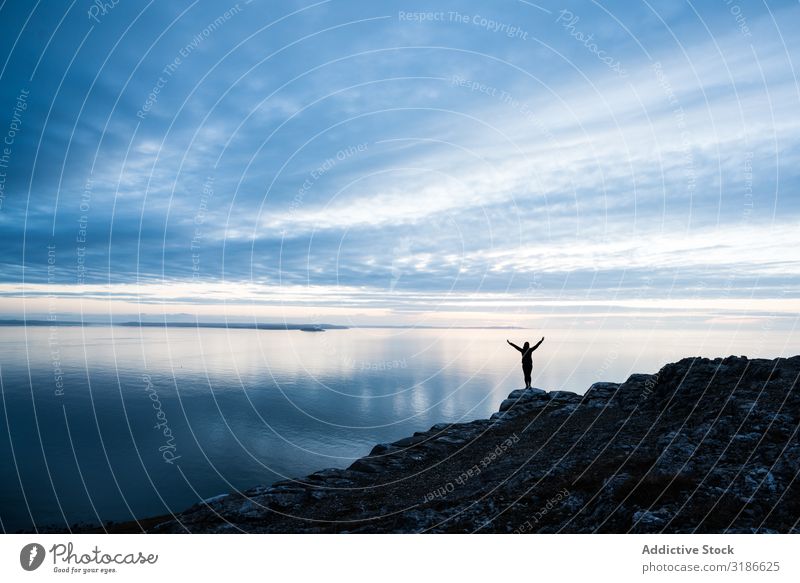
[[0, 0, 798, 327]]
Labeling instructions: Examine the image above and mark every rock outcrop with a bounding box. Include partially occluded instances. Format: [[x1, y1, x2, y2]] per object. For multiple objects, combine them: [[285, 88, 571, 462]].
[[150, 355, 800, 533]]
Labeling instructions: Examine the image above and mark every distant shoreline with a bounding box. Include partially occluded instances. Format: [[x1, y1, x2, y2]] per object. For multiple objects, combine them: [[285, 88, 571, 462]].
[[0, 320, 523, 330]]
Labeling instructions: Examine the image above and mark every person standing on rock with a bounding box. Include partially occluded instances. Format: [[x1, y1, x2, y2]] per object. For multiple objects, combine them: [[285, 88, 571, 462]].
[[507, 337, 544, 389]]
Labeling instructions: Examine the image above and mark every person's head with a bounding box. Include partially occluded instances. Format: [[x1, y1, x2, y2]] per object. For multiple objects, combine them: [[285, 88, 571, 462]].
[[523, 341, 530, 350]]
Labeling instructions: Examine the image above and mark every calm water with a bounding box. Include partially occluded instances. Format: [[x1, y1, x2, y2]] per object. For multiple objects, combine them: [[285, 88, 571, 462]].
[[0, 325, 795, 532]]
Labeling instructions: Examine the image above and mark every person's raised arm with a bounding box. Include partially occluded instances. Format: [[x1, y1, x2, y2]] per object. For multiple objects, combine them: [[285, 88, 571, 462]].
[[531, 336, 545, 351], [507, 339, 522, 352]]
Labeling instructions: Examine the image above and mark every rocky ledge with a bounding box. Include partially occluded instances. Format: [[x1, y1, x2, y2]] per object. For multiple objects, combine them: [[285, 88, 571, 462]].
[[150, 355, 800, 533]]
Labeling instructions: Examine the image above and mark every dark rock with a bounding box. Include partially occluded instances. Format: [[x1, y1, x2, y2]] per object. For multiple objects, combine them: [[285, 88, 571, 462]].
[[429, 423, 453, 432], [369, 443, 398, 456], [392, 435, 429, 448], [348, 458, 384, 473], [548, 390, 581, 403], [585, 382, 619, 400], [508, 387, 547, 400], [500, 387, 549, 412]]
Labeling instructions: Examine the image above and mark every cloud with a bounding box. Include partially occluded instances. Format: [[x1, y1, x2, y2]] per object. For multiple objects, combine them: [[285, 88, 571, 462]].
[[0, 0, 798, 323]]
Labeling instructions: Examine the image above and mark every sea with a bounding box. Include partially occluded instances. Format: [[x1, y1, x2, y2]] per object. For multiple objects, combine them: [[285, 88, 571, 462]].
[[0, 324, 795, 531]]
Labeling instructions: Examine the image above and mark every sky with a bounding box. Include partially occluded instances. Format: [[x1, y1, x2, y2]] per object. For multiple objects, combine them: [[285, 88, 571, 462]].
[[0, 0, 798, 328]]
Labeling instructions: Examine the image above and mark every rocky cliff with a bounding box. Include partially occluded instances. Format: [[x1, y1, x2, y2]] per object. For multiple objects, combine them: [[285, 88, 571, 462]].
[[151, 355, 800, 533]]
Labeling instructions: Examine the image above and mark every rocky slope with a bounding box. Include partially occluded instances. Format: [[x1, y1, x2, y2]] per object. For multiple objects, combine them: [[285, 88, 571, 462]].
[[150, 355, 800, 533]]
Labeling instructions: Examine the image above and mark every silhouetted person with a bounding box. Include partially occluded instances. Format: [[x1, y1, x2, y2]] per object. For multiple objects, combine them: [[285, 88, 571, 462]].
[[507, 337, 544, 389]]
